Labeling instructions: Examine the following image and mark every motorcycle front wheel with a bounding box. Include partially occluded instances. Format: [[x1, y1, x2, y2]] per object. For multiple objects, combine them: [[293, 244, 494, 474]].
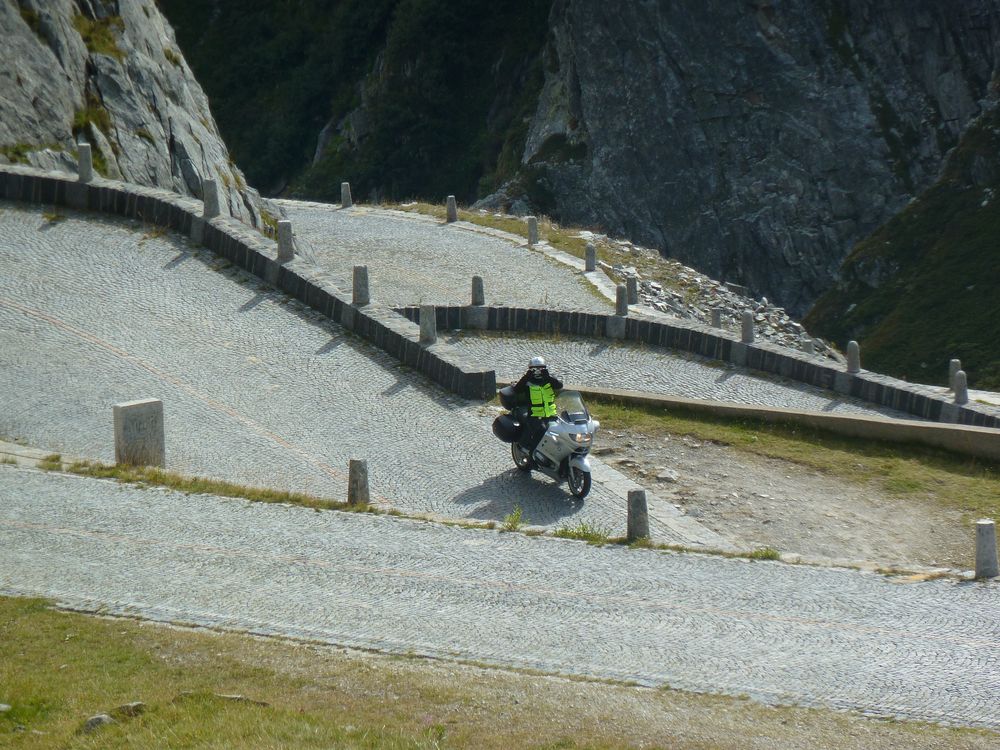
[[511, 442, 533, 472], [567, 465, 591, 499]]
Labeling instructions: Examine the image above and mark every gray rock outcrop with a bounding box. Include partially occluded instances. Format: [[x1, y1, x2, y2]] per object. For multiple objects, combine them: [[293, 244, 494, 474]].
[[0, 0, 259, 224], [509, 0, 1000, 315]]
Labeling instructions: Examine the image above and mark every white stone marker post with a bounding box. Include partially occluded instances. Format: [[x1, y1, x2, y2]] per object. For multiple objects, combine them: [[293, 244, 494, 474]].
[[348, 459, 369, 505], [352, 265, 369, 306], [113, 399, 165, 467], [419, 304, 437, 346], [626, 276, 639, 305], [527, 216, 538, 246], [471, 275, 485, 306], [846, 340, 861, 373], [954, 370, 969, 405], [585, 243, 597, 272], [949, 359, 962, 390], [341, 182, 353, 208], [276, 220, 294, 262], [627, 489, 650, 542], [202, 178, 220, 219], [615, 285, 629, 316], [741, 311, 755, 343], [446, 195, 458, 223], [77, 143, 93, 183], [975, 519, 999, 579]]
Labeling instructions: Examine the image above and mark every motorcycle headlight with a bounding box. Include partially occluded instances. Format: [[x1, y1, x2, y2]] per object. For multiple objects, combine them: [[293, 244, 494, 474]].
[[571, 432, 593, 446]]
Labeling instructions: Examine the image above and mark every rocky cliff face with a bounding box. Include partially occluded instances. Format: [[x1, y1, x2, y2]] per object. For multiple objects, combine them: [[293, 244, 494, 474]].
[[511, 0, 1000, 314], [0, 0, 259, 224]]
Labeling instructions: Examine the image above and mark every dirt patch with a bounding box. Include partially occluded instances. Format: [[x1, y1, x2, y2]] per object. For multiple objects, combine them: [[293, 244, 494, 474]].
[[600, 428, 973, 571]]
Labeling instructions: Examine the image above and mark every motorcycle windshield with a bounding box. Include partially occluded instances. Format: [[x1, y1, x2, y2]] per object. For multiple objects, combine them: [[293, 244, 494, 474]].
[[556, 391, 589, 424]]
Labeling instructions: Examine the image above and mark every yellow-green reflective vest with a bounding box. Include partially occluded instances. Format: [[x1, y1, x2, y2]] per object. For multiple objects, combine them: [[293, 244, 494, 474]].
[[528, 382, 557, 418]]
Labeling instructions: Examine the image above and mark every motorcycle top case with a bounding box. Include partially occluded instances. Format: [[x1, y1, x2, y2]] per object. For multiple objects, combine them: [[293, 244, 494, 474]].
[[492, 413, 523, 443]]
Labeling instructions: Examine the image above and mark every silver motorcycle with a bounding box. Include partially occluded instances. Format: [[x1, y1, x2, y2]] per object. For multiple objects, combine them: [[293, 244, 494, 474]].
[[494, 387, 600, 499]]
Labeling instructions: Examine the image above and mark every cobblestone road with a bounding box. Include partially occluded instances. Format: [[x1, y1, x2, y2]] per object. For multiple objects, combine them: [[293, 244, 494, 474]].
[[277, 200, 913, 419], [0, 203, 687, 539], [275, 200, 611, 311], [2, 467, 998, 730], [448, 333, 917, 419]]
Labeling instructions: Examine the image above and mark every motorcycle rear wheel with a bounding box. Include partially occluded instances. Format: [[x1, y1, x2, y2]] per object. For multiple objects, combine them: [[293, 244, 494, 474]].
[[567, 465, 591, 499], [511, 442, 533, 472]]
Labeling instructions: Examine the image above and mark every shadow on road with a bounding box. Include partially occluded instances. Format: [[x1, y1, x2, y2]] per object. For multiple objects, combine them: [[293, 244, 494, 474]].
[[451, 469, 584, 527]]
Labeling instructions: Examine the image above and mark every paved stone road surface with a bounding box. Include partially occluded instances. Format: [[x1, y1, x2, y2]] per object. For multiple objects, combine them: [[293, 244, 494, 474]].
[[2, 467, 998, 730], [0, 203, 658, 537], [278, 200, 911, 419], [276, 200, 611, 311], [448, 333, 916, 419]]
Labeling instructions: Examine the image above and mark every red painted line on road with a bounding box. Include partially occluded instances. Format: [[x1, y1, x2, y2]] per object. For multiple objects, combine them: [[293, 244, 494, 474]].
[[0, 297, 394, 505]]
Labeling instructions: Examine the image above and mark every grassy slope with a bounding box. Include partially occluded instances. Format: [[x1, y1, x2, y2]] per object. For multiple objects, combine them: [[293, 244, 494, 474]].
[[806, 105, 1000, 389], [3, 596, 999, 749]]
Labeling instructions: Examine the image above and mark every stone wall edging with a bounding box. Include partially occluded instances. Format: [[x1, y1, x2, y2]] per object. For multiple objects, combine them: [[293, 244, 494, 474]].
[[534, 386, 1000, 462], [395, 304, 1000, 429], [0, 165, 495, 401]]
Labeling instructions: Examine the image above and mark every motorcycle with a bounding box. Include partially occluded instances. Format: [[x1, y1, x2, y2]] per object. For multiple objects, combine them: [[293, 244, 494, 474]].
[[493, 386, 600, 499]]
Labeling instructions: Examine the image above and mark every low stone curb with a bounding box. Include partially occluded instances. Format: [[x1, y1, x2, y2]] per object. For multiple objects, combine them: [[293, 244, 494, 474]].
[[400, 304, 1000, 429], [0, 165, 495, 401]]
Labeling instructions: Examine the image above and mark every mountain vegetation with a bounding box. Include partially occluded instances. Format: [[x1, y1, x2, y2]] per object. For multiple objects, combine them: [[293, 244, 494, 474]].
[[806, 103, 1000, 389], [160, 0, 551, 201]]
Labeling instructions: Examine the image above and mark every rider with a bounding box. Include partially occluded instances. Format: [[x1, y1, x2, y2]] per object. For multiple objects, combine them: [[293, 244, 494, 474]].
[[512, 356, 563, 453]]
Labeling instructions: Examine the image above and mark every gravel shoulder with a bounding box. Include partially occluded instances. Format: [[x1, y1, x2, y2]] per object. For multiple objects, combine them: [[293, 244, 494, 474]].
[[601, 428, 974, 571]]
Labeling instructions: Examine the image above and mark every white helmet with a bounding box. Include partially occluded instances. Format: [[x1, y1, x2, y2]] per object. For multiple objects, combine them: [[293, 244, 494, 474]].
[[529, 356, 546, 377], [529, 356, 546, 368]]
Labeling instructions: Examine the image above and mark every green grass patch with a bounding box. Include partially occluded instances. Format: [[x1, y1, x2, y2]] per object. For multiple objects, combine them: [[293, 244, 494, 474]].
[[134, 127, 155, 144], [0, 456, 16, 465], [590, 396, 1000, 520], [72, 13, 125, 59], [500, 504, 524, 532], [63, 460, 366, 513], [553, 521, 613, 545], [37, 453, 63, 472]]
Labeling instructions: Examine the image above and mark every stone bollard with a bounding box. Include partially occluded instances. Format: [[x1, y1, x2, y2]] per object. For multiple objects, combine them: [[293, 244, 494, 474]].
[[585, 243, 597, 272], [976, 519, 999, 578], [627, 489, 650, 542], [846, 340, 861, 373], [741, 311, 755, 343], [352, 265, 369, 306], [626, 276, 639, 305], [710, 308, 722, 328], [446, 195, 458, 223], [341, 182, 353, 208], [954, 370, 969, 405], [527, 216, 538, 246], [202, 178, 220, 219], [77, 143, 93, 183], [471, 275, 485, 306], [419, 304, 437, 345], [276, 220, 294, 262], [949, 359, 962, 390], [113, 399, 165, 467], [615, 284, 629, 316], [802, 337, 815, 355], [347, 459, 369, 505]]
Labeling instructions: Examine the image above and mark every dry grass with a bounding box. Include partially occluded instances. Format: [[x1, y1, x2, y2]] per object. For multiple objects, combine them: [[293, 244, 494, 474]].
[[591, 397, 1000, 520], [1, 596, 996, 749]]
